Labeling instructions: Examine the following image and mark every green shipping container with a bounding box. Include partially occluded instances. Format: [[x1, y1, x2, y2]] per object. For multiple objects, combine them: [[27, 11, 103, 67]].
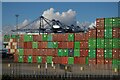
[[68, 33, 74, 41], [48, 42, 53, 48], [88, 38, 96, 49], [113, 38, 119, 48], [24, 35, 33, 42], [28, 56, 32, 63], [47, 56, 52, 64], [88, 49, 96, 58], [58, 49, 63, 56], [74, 42, 80, 49], [104, 28, 112, 38], [4, 35, 11, 39], [104, 49, 112, 58], [47, 34, 52, 41], [18, 56, 23, 62], [118, 18, 120, 26], [53, 42, 58, 48], [112, 59, 118, 65], [112, 65, 119, 69], [105, 39, 112, 49], [86, 57, 89, 64], [105, 18, 112, 28], [97, 38, 104, 48], [68, 57, 74, 64], [42, 34, 48, 41], [32, 42, 38, 49], [74, 49, 80, 57], [37, 56, 42, 63], [63, 49, 68, 56], [18, 49, 24, 55], [112, 18, 119, 27]]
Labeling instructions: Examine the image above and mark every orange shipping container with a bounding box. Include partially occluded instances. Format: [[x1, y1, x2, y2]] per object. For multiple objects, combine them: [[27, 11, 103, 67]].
[[97, 59, 104, 64], [24, 49, 33, 56]]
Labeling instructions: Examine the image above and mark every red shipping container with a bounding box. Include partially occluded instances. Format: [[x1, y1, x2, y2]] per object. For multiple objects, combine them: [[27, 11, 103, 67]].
[[61, 57, 68, 64], [46, 49, 55, 56], [40, 49, 47, 56], [53, 57, 60, 64], [97, 28, 104, 38], [97, 49, 104, 59], [24, 49, 33, 56], [23, 56, 28, 63], [74, 57, 86, 64], [33, 35, 42, 41], [33, 56, 37, 63], [67, 42, 74, 48], [112, 28, 119, 38], [53, 34, 58, 41], [80, 49, 88, 57], [39, 42, 47, 48], [42, 56, 46, 64], [104, 59, 112, 64], [32, 49, 41, 56], [88, 29, 96, 38], [24, 42, 32, 49], [19, 35, 24, 42], [112, 49, 120, 59], [84, 33, 89, 40], [88, 58, 96, 65], [62, 33, 68, 41], [97, 59, 104, 64], [52, 49, 57, 57], [18, 42, 24, 48], [80, 41, 88, 48], [14, 54, 18, 62], [75, 33, 84, 41], [96, 18, 104, 29], [58, 42, 67, 48]]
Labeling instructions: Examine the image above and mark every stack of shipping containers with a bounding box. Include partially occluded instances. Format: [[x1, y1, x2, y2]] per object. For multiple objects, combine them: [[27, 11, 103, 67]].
[[4, 17, 120, 72]]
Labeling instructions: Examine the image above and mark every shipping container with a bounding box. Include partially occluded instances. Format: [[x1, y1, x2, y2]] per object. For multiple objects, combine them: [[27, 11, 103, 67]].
[[68, 57, 74, 64], [28, 56, 33, 63], [96, 18, 104, 29], [18, 56, 24, 63], [112, 59, 119, 65], [42, 34, 48, 41], [88, 58, 96, 65], [24, 42, 32, 49], [58, 42, 67, 48], [80, 49, 88, 57], [33, 35, 42, 41], [46, 56, 52, 64], [112, 28, 119, 38], [58, 49, 63, 56], [74, 57, 86, 64], [88, 38, 96, 48], [42, 56, 46, 64], [68, 49, 74, 57], [105, 18, 112, 28], [32, 56, 37, 63], [63, 49, 68, 56], [97, 28, 104, 38], [112, 49, 120, 59], [104, 28, 112, 38], [53, 42, 58, 48], [104, 59, 112, 64], [112, 38, 119, 48], [38, 42, 47, 48], [47, 42, 53, 48], [97, 59, 104, 64], [75, 33, 85, 41], [88, 29, 96, 38], [17, 49, 24, 55], [104, 39, 112, 49], [14, 54, 18, 62], [104, 49, 112, 59], [88, 49, 96, 58], [32, 42, 38, 49], [97, 38, 104, 48], [53, 57, 60, 64], [112, 18, 119, 27], [68, 33, 74, 41], [24, 35, 33, 42], [61, 57, 68, 64], [23, 56, 27, 63], [74, 42, 80, 49], [67, 42, 74, 48], [52, 34, 58, 41], [24, 49, 33, 56], [97, 49, 104, 59], [47, 34, 53, 41], [80, 41, 88, 48], [74, 49, 80, 57]]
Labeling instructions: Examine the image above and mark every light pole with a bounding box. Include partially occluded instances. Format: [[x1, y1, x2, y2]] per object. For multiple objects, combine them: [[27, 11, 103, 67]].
[[15, 14, 19, 30]]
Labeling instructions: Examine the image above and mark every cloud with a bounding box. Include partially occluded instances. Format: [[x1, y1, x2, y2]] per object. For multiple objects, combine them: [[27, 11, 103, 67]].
[[42, 8, 76, 26]]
